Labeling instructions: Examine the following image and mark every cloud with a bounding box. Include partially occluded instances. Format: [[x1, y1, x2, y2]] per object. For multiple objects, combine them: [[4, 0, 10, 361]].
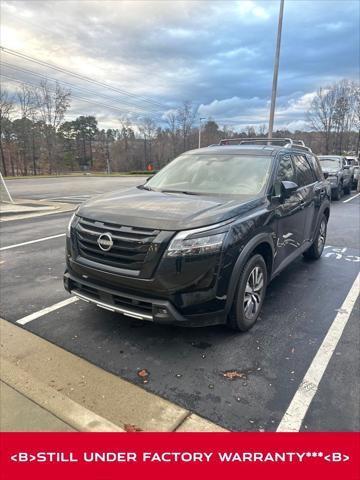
[[0, 0, 359, 131]]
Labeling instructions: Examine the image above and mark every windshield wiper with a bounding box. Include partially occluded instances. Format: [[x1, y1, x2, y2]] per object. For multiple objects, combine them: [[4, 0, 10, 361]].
[[161, 189, 200, 195], [139, 184, 153, 191]]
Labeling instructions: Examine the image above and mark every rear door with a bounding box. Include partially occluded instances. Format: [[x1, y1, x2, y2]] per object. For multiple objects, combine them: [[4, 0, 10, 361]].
[[306, 153, 327, 236], [292, 154, 317, 242]]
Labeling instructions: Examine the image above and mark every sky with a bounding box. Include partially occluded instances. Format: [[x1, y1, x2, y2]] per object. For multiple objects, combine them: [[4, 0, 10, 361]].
[[0, 0, 359, 131]]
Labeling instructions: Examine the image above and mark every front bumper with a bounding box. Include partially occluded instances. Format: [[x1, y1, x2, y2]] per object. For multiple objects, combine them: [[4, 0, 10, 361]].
[[328, 180, 339, 190], [64, 271, 226, 327]]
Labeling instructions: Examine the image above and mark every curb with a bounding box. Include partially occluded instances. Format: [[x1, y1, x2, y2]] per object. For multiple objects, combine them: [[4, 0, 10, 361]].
[[1, 359, 124, 432], [0, 201, 76, 222], [0, 319, 228, 432]]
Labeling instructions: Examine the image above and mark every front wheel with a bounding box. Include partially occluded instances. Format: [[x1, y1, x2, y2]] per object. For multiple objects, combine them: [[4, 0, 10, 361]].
[[228, 254, 268, 332], [303, 215, 327, 260]]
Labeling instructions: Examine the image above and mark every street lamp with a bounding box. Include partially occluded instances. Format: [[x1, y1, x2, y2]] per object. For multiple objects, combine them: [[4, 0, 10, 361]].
[[198, 117, 206, 148], [268, 0, 285, 140]]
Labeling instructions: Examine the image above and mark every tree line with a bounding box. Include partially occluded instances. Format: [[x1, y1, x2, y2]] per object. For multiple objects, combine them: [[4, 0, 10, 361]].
[[0, 78, 359, 177]]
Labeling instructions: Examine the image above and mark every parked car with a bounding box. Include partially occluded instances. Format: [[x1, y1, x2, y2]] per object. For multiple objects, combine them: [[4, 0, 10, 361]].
[[345, 156, 359, 189], [318, 155, 352, 199], [353, 165, 360, 190], [64, 138, 330, 332]]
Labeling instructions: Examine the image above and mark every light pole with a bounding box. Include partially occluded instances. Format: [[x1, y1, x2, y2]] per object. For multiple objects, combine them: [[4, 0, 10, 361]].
[[268, 0, 285, 140], [198, 117, 206, 148]]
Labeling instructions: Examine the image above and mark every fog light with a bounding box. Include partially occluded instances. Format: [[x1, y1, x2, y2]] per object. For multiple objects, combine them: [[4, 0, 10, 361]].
[[157, 307, 168, 315], [153, 306, 169, 319]]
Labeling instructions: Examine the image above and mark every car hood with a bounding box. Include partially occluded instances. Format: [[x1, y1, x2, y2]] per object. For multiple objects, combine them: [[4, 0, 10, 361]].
[[77, 187, 264, 231], [321, 167, 340, 174]]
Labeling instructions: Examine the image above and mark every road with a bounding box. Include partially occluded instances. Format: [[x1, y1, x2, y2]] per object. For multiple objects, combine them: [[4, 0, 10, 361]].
[[1, 177, 359, 431], [4, 175, 145, 203]]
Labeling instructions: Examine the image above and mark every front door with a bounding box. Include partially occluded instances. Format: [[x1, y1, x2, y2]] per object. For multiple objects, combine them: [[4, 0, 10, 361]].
[[272, 153, 307, 272]]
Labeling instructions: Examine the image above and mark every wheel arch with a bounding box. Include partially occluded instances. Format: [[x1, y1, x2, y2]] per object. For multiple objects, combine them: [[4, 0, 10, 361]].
[[225, 233, 274, 313]]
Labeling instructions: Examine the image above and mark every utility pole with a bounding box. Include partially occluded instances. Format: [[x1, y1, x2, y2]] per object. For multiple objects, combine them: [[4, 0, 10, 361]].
[[268, 0, 285, 139], [198, 117, 206, 148]]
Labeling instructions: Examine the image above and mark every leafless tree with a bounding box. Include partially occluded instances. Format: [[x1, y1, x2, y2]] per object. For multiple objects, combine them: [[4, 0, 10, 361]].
[[0, 90, 14, 176], [258, 124, 267, 137], [139, 116, 157, 167], [244, 125, 256, 137], [16, 85, 40, 174], [307, 80, 360, 155], [165, 111, 177, 158], [353, 84, 360, 155], [176, 101, 196, 151], [35, 80, 71, 173], [307, 86, 337, 154]]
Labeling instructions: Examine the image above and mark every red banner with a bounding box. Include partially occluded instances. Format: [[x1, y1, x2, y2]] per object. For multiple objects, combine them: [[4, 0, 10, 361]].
[[1, 432, 359, 480]]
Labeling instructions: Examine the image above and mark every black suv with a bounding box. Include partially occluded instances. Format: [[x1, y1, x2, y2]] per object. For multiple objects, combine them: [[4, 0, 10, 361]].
[[64, 138, 330, 331]]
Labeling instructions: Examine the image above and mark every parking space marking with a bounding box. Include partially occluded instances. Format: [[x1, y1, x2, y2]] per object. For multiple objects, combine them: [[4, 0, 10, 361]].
[[323, 246, 360, 262], [0, 233, 65, 251], [16, 297, 79, 325], [277, 273, 360, 432], [343, 192, 360, 203]]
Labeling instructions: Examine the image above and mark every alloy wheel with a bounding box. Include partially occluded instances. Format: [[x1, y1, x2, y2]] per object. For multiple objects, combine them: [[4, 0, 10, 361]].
[[243, 266, 265, 319], [318, 219, 327, 252]]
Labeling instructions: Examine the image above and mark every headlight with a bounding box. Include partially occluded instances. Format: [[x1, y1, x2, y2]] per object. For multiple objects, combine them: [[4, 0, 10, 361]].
[[66, 212, 77, 237], [165, 230, 226, 257]]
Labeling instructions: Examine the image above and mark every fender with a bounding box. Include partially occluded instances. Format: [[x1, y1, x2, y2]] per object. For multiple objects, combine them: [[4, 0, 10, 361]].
[[311, 199, 331, 243], [225, 232, 275, 313]]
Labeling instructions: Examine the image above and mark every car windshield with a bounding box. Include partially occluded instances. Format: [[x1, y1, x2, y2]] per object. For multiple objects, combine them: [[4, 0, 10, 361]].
[[146, 154, 272, 195], [319, 158, 341, 169]]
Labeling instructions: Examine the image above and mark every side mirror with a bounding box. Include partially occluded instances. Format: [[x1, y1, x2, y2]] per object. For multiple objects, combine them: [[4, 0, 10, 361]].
[[281, 180, 298, 198]]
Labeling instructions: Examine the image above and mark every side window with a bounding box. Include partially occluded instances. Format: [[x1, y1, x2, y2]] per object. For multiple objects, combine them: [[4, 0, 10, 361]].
[[274, 154, 296, 195], [293, 154, 316, 186], [307, 154, 323, 181]]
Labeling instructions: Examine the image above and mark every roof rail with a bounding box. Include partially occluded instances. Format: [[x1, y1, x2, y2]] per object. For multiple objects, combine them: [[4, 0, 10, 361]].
[[219, 137, 312, 153], [219, 137, 292, 146]]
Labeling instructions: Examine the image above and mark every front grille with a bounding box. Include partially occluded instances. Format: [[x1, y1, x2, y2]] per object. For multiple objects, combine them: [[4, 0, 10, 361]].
[[74, 216, 160, 271]]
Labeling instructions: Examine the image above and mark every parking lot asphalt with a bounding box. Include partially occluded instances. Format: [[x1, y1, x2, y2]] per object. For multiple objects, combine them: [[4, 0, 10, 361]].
[[4, 176, 143, 202], [1, 178, 359, 432]]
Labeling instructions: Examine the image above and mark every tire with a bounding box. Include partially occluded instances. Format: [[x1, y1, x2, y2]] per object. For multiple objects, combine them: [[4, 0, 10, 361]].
[[332, 184, 342, 200], [228, 254, 268, 332], [303, 215, 327, 260], [344, 183, 351, 195]]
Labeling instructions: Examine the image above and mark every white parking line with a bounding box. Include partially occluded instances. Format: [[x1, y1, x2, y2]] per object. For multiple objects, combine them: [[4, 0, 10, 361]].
[[277, 273, 360, 432], [343, 192, 360, 203], [16, 297, 79, 325], [0, 233, 65, 251]]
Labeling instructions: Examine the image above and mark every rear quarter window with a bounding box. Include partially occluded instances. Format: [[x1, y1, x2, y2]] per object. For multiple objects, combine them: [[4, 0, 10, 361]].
[[292, 154, 317, 186], [307, 154, 324, 181]]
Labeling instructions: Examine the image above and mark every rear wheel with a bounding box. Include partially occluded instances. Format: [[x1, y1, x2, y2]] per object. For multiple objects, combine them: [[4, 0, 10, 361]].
[[303, 215, 327, 260], [344, 183, 351, 195], [228, 254, 267, 332]]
